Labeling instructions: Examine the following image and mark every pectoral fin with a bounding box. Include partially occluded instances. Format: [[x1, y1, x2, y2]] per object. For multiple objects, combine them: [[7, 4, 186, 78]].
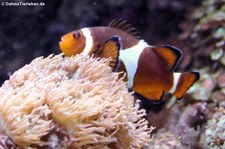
[[94, 36, 121, 71]]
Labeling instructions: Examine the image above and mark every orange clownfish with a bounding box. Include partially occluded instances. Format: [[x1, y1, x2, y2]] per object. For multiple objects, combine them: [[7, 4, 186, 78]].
[[59, 19, 200, 101]]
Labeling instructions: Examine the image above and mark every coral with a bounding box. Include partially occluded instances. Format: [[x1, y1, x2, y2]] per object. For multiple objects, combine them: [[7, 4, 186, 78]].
[[202, 107, 225, 148], [131, 2, 225, 148], [166, 103, 208, 148], [145, 102, 209, 149], [0, 54, 153, 148], [188, 68, 225, 106], [171, 1, 225, 147], [173, 103, 208, 147], [188, 68, 217, 101], [146, 131, 184, 149], [179, 0, 225, 71]]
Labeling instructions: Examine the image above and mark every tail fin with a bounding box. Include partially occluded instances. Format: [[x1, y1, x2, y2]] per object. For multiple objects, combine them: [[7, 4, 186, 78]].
[[170, 72, 200, 100]]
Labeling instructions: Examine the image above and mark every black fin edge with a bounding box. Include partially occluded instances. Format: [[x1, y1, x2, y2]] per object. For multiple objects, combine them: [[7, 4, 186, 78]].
[[163, 45, 183, 70], [191, 71, 200, 83], [105, 36, 121, 72], [176, 71, 200, 101]]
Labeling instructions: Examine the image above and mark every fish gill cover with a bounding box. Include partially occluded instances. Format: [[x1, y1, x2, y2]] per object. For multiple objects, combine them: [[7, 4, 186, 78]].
[[0, 54, 153, 148]]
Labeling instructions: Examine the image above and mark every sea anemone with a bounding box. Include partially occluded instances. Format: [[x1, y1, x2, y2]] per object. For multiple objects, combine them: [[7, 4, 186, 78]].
[[0, 54, 153, 148]]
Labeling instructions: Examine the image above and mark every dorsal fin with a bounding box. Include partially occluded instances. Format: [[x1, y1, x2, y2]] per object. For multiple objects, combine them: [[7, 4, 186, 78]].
[[108, 19, 141, 40], [94, 36, 121, 71], [153, 45, 183, 71]]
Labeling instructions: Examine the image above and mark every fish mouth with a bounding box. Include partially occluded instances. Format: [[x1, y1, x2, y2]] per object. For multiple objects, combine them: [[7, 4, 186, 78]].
[[59, 37, 64, 45], [59, 37, 64, 50], [60, 37, 64, 41]]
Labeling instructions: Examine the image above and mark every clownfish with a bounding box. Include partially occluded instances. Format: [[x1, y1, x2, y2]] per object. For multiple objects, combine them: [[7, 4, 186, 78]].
[[59, 19, 200, 101]]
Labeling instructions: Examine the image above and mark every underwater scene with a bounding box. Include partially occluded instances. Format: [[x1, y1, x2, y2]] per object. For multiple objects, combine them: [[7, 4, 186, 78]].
[[0, 0, 224, 148]]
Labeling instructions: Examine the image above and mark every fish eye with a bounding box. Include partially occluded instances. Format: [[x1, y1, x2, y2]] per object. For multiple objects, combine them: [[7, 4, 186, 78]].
[[72, 31, 81, 39]]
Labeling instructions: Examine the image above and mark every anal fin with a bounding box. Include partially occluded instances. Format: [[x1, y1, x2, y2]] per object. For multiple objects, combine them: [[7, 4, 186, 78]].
[[94, 36, 121, 71]]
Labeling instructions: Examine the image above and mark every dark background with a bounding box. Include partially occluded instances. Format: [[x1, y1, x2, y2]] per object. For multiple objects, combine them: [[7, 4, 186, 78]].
[[0, 0, 200, 84]]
